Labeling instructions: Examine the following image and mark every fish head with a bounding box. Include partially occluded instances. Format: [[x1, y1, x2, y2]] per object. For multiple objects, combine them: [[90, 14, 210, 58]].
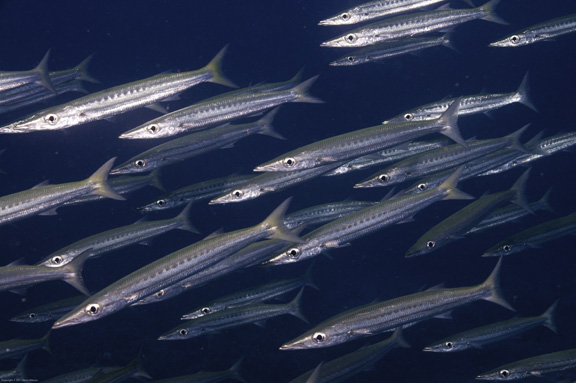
[[482, 242, 521, 257], [405, 236, 447, 258], [10, 311, 45, 323], [119, 120, 176, 139], [110, 156, 160, 175], [52, 298, 114, 329], [209, 185, 262, 204], [157, 324, 201, 341], [329, 54, 369, 67], [279, 325, 352, 350], [320, 32, 372, 48], [318, 9, 363, 26], [263, 240, 319, 265], [384, 110, 427, 124], [182, 305, 215, 320], [254, 156, 321, 172], [423, 340, 469, 352], [489, 33, 532, 47], [137, 197, 180, 213], [2, 106, 77, 132], [36, 250, 78, 268], [355, 168, 405, 188], [476, 367, 524, 381]]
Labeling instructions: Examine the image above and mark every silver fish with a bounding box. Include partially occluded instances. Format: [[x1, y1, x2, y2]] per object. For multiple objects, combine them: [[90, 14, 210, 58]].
[[0, 332, 50, 361], [0, 50, 54, 93], [279, 258, 512, 350], [10, 295, 86, 323], [490, 13, 576, 47]]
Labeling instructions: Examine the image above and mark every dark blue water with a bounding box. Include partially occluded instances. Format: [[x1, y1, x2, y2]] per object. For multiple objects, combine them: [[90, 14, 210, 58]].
[[1, 0, 576, 382]]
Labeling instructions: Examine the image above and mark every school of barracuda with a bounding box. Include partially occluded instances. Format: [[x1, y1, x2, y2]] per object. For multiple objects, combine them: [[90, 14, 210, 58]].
[[1, 0, 576, 382]]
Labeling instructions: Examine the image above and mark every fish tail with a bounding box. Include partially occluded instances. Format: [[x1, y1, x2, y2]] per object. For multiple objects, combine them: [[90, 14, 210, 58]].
[[438, 98, 467, 148], [479, 0, 507, 25], [263, 197, 305, 243], [33, 49, 57, 94], [62, 249, 92, 296], [506, 124, 531, 153], [88, 158, 126, 201], [73, 53, 100, 83], [149, 168, 165, 191], [536, 188, 555, 213], [226, 357, 246, 383], [174, 202, 199, 233], [510, 168, 533, 214], [292, 75, 324, 104], [541, 299, 559, 333], [440, 166, 475, 200], [303, 262, 320, 291], [41, 330, 52, 354], [205, 45, 238, 88], [516, 72, 538, 112], [287, 287, 309, 324], [391, 327, 411, 349], [441, 33, 458, 52], [481, 257, 515, 311], [257, 108, 286, 140]]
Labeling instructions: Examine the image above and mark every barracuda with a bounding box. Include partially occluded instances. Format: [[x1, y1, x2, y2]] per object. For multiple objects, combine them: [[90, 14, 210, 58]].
[[52, 198, 302, 329], [320, 0, 504, 48], [490, 13, 576, 47], [280, 258, 512, 350], [0, 46, 236, 133], [119, 76, 321, 139], [266, 167, 472, 266], [254, 99, 464, 173]]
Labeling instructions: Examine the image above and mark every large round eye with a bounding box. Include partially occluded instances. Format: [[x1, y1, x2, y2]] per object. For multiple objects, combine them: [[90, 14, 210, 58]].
[[283, 157, 296, 167], [155, 289, 165, 297], [28, 313, 38, 319], [378, 174, 390, 183], [345, 34, 357, 44], [178, 328, 189, 336], [201, 307, 211, 314], [232, 190, 244, 198], [426, 241, 435, 249], [499, 370, 510, 379], [156, 199, 166, 207], [135, 159, 146, 167], [346, 56, 356, 62], [404, 113, 414, 121], [445, 341, 453, 349], [51, 255, 64, 265], [417, 183, 428, 191], [147, 124, 160, 134], [44, 113, 59, 124], [85, 304, 101, 315], [340, 12, 350, 21], [287, 248, 301, 259], [313, 332, 326, 343], [509, 35, 520, 44], [503, 245, 511, 252]]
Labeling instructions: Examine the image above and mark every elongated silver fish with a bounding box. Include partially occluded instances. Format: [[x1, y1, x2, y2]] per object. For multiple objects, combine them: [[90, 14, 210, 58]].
[[318, 0, 449, 26], [406, 169, 531, 258], [112, 109, 283, 174], [253, 99, 463, 173], [330, 35, 454, 66], [383, 72, 536, 123], [118, 76, 321, 139], [424, 300, 558, 352], [354, 126, 528, 188], [284, 199, 379, 229], [0, 250, 90, 295], [320, 0, 504, 48], [0, 46, 236, 133], [490, 13, 576, 47], [10, 295, 86, 323], [36, 203, 196, 268], [280, 258, 512, 349], [52, 198, 302, 329], [158, 288, 307, 340], [0, 158, 123, 226], [0, 331, 50, 361], [476, 348, 576, 381], [266, 167, 472, 266], [149, 358, 244, 383], [0, 80, 87, 115], [137, 174, 255, 213], [482, 213, 576, 257], [0, 50, 54, 93]]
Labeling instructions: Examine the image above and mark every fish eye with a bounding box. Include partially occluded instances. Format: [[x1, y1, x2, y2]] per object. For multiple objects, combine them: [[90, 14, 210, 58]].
[[313, 332, 326, 343], [85, 304, 101, 315], [51, 255, 64, 265], [510, 35, 520, 44], [340, 12, 350, 20], [155, 289, 165, 297], [378, 174, 390, 182], [156, 199, 166, 207], [178, 328, 189, 336], [445, 341, 453, 349], [201, 307, 211, 314], [346, 56, 356, 62], [499, 369, 510, 378], [44, 113, 59, 124], [404, 113, 414, 121], [135, 159, 146, 167], [503, 245, 511, 252], [283, 157, 296, 167], [232, 190, 244, 198], [287, 248, 301, 259], [28, 313, 38, 319], [417, 183, 428, 191], [345, 33, 357, 43], [147, 124, 160, 133], [426, 241, 435, 248]]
